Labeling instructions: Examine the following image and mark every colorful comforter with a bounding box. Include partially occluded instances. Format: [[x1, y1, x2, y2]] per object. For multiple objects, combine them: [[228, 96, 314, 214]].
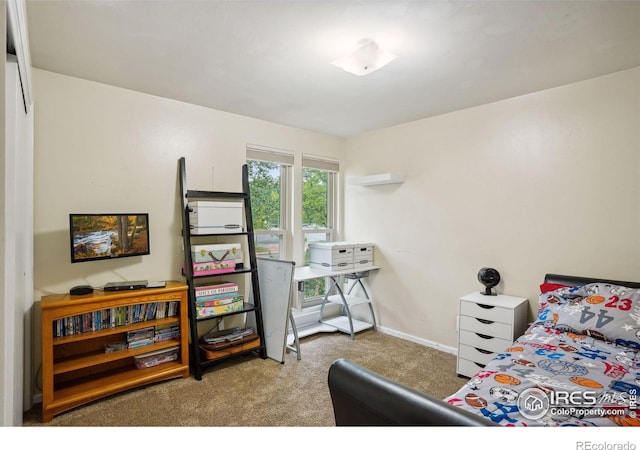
[[444, 282, 640, 426]]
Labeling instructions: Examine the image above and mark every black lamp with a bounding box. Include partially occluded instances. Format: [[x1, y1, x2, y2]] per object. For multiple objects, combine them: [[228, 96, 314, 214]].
[[478, 267, 500, 296]]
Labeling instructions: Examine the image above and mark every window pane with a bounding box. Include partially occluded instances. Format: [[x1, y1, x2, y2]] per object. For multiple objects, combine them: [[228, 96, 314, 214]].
[[303, 231, 330, 301], [302, 168, 328, 229], [248, 160, 281, 230], [255, 233, 282, 259], [304, 232, 330, 260]]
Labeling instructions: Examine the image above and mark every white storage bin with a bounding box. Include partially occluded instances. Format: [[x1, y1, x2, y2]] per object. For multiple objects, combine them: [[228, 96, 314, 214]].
[[188, 201, 243, 235], [134, 346, 179, 369], [309, 241, 354, 270]]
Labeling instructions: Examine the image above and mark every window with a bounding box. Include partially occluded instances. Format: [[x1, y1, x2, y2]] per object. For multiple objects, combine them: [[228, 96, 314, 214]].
[[247, 148, 339, 309], [246, 147, 293, 260], [301, 155, 339, 306]]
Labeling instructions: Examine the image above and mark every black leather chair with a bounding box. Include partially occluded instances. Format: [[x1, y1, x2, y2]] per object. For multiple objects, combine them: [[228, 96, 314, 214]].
[[327, 358, 498, 426]]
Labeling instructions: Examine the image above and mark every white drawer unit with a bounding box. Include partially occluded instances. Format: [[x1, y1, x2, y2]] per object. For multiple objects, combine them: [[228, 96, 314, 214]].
[[457, 291, 528, 378]]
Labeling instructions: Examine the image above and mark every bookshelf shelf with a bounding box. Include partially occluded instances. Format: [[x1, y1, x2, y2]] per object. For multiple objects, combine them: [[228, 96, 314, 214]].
[[53, 339, 182, 375], [49, 361, 187, 414], [52, 317, 180, 345], [40, 281, 189, 422]]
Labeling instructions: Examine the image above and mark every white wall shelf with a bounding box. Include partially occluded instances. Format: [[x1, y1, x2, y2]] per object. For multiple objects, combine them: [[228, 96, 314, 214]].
[[349, 173, 404, 186]]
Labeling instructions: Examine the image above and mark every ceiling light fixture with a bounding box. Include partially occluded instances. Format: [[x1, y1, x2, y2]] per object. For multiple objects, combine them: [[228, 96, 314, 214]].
[[331, 38, 397, 76]]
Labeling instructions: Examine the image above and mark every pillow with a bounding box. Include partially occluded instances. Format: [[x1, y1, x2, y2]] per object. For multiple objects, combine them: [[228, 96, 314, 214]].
[[536, 282, 573, 315], [539, 282, 570, 293], [535, 282, 640, 349]]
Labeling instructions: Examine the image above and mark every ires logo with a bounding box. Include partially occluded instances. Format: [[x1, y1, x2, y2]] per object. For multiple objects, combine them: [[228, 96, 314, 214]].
[[550, 390, 599, 406], [517, 387, 632, 421]]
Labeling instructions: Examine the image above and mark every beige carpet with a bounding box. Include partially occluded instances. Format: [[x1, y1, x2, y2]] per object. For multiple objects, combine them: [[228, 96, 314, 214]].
[[22, 330, 467, 427]]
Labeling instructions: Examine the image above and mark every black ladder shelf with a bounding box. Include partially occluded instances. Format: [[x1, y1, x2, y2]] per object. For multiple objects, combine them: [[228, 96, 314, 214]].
[[179, 157, 267, 380]]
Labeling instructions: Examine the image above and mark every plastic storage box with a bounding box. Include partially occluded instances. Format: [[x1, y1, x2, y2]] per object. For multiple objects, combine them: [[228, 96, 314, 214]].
[[134, 346, 179, 369], [188, 201, 244, 235]]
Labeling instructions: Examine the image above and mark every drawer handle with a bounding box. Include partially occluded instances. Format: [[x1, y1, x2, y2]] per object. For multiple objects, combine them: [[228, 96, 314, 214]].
[[476, 318, 494, 325], [337, 262, 348, 267], [477, 304, 495, 310], [338, 249, 347, 253], [475, 333, 493, 340], [475, 347, 492, 354], [474, 362, 486, 368]]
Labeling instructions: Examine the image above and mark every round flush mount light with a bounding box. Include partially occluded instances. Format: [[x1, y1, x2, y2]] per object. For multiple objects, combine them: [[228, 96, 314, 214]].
[[330, 38, 397, 76]]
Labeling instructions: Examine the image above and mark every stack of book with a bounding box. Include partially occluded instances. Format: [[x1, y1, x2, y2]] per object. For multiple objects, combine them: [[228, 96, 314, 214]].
[[201, 327, 255, 345], [194, 281, 244, 319], [127, 326, 155, 349], [154, 324, 180, 342]]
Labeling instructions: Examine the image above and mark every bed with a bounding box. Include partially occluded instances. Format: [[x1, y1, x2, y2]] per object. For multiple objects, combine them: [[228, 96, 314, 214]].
[[443, 273, 640, 426]]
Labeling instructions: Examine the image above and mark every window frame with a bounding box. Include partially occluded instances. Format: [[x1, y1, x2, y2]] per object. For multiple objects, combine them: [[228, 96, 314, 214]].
[[246, 147, 293, 260], [300, 156, 339, 307]]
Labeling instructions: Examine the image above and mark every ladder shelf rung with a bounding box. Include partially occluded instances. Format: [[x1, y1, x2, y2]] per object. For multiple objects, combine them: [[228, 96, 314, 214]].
[[186, 190, 246, 200]]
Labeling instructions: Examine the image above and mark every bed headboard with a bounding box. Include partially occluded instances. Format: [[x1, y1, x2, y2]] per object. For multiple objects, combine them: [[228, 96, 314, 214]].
[[544, 273, 640, 289]]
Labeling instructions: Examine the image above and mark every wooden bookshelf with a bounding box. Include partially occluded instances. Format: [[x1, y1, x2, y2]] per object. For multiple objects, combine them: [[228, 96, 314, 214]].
[[40, 281, 190, 422]]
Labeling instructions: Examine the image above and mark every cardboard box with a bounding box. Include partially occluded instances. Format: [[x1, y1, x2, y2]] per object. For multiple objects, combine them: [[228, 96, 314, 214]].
[[309, 241, 375, 270], [199, 337, 260, 360], [309, 241, 354, 271], [188, 201, 244, 235], [352, 243, 374, 268], [191, 243, 242, 264]]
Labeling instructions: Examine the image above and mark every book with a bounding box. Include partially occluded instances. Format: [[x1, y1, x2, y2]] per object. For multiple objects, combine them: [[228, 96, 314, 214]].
[[127, 326, 155, 345], [195, 282, 238, 297], [201, 327, 255, 344], [195, 294, 243, 306], [154, 324, 180, 342], [128, 338, 154, 349], [195, 299, 244, 318], [104, 341, 127, 353], [195, 291, 240, 301]]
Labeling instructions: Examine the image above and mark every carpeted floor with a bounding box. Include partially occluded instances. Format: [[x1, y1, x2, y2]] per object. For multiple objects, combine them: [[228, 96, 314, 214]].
[[22, 330, 467, 427]]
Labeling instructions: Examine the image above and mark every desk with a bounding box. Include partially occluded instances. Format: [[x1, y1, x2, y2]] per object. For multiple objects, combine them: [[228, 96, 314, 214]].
[[287, 265, 379, 359]]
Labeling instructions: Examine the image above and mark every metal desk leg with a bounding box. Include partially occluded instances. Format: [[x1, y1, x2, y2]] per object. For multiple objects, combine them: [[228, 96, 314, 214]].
[[346, 277, 377, 330], [286, 309, 301, 360], [330, 275, 357, 340]]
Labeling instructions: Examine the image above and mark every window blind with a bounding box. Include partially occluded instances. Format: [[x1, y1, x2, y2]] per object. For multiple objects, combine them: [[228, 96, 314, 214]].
[[302, 155, 340, 172], [246, 146, 294, 166]]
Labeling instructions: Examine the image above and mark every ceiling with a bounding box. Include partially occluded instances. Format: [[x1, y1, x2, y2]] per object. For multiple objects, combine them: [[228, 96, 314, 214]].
[[25, 1, 640, 138]]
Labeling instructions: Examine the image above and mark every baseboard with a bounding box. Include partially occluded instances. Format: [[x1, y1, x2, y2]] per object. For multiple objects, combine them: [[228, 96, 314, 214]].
[[376, 325, 457, 355], [291, 305, 457, 355]]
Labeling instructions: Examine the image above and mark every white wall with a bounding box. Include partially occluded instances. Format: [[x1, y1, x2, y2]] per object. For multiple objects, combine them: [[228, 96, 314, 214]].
[[31, 64, 640, 390], [31, 69, 344, 394], [344, 67, 640, 350]]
